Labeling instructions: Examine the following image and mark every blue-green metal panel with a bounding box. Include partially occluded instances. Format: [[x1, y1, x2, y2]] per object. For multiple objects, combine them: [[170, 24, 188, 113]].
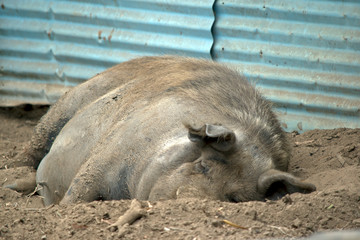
[[1, 0, 359, 132], [0, 0, 215, 105], [212, 0, 360, 132]]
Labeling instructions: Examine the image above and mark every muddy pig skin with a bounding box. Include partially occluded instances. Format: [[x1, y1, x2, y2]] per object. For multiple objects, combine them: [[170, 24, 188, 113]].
[[22, 56, 315, 205]]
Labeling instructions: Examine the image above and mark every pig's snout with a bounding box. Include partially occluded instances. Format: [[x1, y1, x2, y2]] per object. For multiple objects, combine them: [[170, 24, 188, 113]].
[[258, 169, 316, 201]]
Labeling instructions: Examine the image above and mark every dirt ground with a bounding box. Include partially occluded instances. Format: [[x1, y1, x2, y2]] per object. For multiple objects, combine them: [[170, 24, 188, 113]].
[[0, 105, 359, 239]]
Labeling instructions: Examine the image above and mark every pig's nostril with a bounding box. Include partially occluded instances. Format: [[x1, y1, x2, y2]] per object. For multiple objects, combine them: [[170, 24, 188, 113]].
[[264, 181, 288, 200], [95, 195, 105, 201], [226, 194, 239, 203]]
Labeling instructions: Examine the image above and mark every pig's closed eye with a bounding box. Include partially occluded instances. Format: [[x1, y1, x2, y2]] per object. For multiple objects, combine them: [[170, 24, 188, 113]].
[[208, 156, 226, 164]]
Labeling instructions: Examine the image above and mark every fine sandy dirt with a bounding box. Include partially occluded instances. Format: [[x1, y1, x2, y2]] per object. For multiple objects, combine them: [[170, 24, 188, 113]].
[[0, 105, 359, 239]]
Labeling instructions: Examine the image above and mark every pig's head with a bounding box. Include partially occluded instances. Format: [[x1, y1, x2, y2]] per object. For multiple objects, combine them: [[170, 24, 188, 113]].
[[148, 124, 316, 202]]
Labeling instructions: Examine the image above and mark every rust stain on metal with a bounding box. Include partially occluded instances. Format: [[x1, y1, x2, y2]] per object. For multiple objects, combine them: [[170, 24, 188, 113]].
[[47, 30, 52, 40], [108, 29, 114, 43]]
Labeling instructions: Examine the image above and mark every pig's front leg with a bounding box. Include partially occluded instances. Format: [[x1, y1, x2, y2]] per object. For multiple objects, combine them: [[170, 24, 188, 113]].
[[60, 166, 104, 204]]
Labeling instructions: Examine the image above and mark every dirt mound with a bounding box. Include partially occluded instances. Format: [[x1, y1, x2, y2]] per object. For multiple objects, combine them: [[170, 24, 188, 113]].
[[0, 106, 359, 239]]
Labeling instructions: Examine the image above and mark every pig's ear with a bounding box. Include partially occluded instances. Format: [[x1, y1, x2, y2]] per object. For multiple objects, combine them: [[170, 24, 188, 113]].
[[187, 124, 236, 151], [258, 169, 316, 200]]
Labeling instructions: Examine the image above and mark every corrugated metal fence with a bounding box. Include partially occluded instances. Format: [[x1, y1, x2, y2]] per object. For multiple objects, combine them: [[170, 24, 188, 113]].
[[0, 0, 214, 105], [212, 0, 360, 131], [1, 0, 359, 132]]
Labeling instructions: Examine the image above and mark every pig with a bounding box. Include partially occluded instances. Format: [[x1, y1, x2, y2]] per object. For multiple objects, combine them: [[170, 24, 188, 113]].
[[13, 56, 315, 205]]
